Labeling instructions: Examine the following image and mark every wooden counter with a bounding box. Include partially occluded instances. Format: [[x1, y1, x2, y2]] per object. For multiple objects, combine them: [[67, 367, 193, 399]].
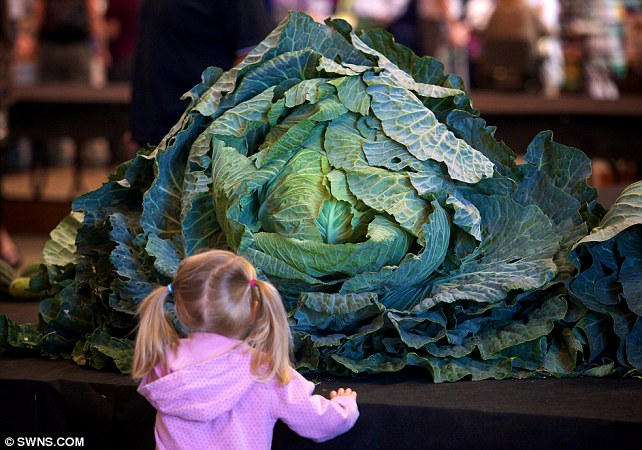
[[8, 82, 131, 105], [470, 90, 642, 117]]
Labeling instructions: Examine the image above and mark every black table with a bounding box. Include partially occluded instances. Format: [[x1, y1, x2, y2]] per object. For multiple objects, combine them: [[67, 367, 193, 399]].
[[1, 301, 641, 450]]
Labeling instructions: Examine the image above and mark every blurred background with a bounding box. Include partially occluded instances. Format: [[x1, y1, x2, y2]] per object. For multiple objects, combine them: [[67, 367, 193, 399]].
[[1, 0, 641, 271]]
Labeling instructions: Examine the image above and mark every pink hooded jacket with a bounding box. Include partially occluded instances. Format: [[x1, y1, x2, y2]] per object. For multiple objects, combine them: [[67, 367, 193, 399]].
[[137, 333, 359, 450]]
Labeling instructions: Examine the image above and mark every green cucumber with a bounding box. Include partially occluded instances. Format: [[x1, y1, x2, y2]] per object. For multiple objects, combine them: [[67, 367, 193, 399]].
[[9, 276, 40, 299], [20, 261, 43, 277]]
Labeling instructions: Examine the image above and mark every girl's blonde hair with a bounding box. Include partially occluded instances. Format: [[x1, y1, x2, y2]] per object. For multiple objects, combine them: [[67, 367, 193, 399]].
[[132, 250, 293, 384]]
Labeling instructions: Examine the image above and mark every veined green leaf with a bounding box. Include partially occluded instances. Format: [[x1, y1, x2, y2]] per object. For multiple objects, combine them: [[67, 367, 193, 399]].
[[109, 213, 156, 314], [325, 113, 369, 170], [295, 291, 383, 329], [146, 234, 181, 279], [259, 147, 329, 241], [356, 27, 454, 88], [209, 140, 270, 249], [239, 246, 324, 286], [253, 215, 409, 278], [328, 76, 371, 116], [284, 79, 334, 108], [341, 201, 450, 301], [423, 354, 514, 383], [477, 296, 567, 360], [315, 198, 354, 244], [317, 55, 372, 76], [326, 169, 374, 243], [350, 33, 464, 99], [221, 49, 325, 112], [141, 113, 209, 239], [43, 212, 84, 267], [181, 133, 223, 255], [194, 11, 369, 116], [409, 169, 482, 240], [417, 196, 560, 310], [447, 110, 519, 180], [521, 131, 596, 208], [257, 97, 347, 169], [345, 166, 433, 240], [208, 86, 275, 138], [364, 71, 494, 183], [576, 180, 642, 246]]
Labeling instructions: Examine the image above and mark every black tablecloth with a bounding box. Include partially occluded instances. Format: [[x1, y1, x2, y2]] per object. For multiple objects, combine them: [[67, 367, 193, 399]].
[[1, 350, 641, 450]]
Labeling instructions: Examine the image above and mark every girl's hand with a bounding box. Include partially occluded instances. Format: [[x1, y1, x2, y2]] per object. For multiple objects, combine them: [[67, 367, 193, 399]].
[[329, 387, 357, 400]]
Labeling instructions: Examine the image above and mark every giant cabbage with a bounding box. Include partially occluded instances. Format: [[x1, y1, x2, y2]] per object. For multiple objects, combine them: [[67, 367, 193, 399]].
[[1, 12, 640, 382]]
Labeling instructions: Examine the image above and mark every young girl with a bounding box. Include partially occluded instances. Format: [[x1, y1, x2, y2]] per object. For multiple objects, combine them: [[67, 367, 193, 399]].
[[133, 249, 359, 450]]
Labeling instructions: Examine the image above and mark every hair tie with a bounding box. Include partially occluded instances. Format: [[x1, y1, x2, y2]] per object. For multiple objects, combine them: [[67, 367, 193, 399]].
[[249, 279, 256, 288], [167, 283, 174, 296]]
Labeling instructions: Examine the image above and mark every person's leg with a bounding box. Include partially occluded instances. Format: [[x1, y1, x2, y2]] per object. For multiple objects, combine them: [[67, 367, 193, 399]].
[[416, 18, 445, 58], [39, 42, 91, 83], [62, 42, 91, 82], [0, 226, 21, 268]]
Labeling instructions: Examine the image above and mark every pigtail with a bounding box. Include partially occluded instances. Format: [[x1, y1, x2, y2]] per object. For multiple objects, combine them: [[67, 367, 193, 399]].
[[248, 280, 293, 385], [132, 286, 179, 379]]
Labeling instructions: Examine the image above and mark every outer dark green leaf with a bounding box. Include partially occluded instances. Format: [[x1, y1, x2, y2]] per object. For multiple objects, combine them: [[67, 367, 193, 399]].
[[626, 318, 642, 370]]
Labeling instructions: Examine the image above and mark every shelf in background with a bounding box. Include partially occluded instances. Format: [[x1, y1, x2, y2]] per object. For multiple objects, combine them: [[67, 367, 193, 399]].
[[7, 82, 131, 105], [469, 90, 642, 116]]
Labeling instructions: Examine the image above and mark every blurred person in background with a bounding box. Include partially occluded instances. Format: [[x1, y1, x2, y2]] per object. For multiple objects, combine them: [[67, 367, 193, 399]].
[[105, 0, 140, 82], [416, 0, 470, 86], [0, 0, 20, 268], [338, 0, 408, 29], [104, 0, 140, 164], [387, 0, 420, 53], [465, 0, 495, 36], [465, 0, 496, 88], [417, 0, 469, 57], [271, 0, 335, 22], [129, 0, 274, 150], [0, 226, 20, 268], [19, 0, 107, 83], [622, 3, 642, 92], [583, 0, 626, 99], [0, 0, 9, 125], [13, 1, 110, 169], [529, 0, 565, 97], [481, 0, 547, 90]]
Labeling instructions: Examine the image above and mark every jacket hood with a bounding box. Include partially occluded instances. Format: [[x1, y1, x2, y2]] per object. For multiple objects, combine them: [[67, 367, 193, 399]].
[[137, 333, 256, 422]]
